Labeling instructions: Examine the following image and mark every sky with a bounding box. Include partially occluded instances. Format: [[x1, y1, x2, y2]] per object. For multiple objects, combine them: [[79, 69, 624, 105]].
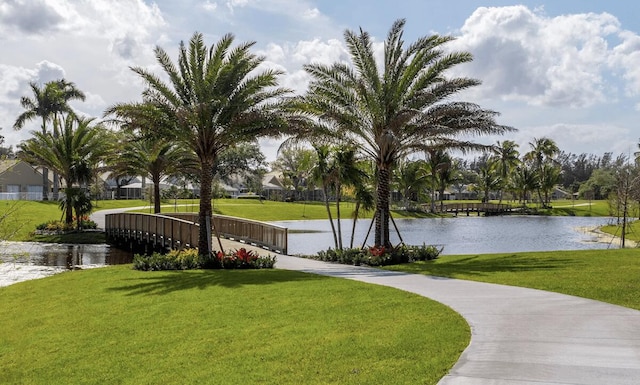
[[1, 0, 640, 163]]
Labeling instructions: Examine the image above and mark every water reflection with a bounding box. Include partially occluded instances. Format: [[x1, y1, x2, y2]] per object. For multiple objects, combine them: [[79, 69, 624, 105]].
[[0, 242, 133, 269]]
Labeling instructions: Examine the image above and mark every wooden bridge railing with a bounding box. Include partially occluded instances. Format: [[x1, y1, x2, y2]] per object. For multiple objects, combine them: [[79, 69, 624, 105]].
[[105, 212, 288, 254], [164, 213, 288, 254], [105, 213, 198, 250]]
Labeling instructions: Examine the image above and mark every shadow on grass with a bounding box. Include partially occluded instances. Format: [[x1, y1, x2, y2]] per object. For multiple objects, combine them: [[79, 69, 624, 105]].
[[108, 268, 329, 296], [389, 254, 583, 278]]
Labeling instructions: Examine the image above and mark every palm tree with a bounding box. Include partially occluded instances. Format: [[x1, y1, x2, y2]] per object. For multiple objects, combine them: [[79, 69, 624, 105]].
[[14, 80, 86, 200], [492, 140, 520, 202], [114, 135, 195, 214], [476, 160, 502, 203], [19, 116, 109, 224], [312, 145, 339, 249], [131, 32, 293, 256], [105, 101, 196, 213], [424, 149, 455, 211], [394, 159, 429, 209], [333, 146, 367, 250], [511, 163, 538, 204], [525, 137, 559, 207], [300, 19, 513, 247], [350, 180, 375, 249]]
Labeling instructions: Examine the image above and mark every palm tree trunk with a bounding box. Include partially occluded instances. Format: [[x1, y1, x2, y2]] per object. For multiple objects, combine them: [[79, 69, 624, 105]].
[[375, 167, 391, 248], [350, 201, 360, 249], [42, 168, 49, 201], [322, 186, 339, 249], [153, 176, 161, 214], [198, 158, 214, 256], [64, 188, 73, 224], [335, 184, 343, 250]]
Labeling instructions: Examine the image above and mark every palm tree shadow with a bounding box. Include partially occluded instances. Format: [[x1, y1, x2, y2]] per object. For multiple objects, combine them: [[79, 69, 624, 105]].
[[393, 254, 583, 278], [108, 269, 329, 296]]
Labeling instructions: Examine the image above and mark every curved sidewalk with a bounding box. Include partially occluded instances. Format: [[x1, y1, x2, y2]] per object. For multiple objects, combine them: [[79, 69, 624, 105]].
[[92, 209, 640, 384], [275, 255, 640, 385]]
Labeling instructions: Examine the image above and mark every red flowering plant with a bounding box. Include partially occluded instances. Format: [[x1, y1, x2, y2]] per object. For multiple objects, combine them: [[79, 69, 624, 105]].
[[217, 248, 276, 269]]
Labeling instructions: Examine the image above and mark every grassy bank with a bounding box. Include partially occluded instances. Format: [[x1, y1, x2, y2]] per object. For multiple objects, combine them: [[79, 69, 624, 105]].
[[385, 248, 640, 310], [0, 266, 468, 385], [601, 219, 640, 242]]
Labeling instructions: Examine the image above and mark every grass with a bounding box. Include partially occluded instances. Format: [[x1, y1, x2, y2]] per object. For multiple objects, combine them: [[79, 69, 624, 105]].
[[0, 199, 150, 241], [601, 219, 640, 242], [30, 231, 106, 244], [0, 266, 469, 385], [385, 248, 640, 310]]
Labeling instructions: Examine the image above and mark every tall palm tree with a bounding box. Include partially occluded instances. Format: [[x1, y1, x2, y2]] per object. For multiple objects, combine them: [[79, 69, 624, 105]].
[[300, 19, 513, 247], [14, 79, 86, 200], [131, 32, 294, 255], [19, 116, 109, 224]]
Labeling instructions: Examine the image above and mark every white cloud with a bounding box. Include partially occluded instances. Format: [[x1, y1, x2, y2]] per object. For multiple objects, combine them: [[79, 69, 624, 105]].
[[450, 6, 626, 108], [202, 1, 218, 12], [303, 7, 320, 20]]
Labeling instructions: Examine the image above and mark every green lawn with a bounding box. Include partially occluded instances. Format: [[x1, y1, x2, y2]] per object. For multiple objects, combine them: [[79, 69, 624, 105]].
[[0, 266, 469, 385], [385, 248, 640, 310], [601, 219, 640, 242]]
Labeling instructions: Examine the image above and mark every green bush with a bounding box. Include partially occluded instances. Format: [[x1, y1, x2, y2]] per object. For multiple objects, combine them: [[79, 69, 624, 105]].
[[313, 244, 440, 267], [133, 248, 276, 271], [35, 218, 97, 232], [35, 220, 74, 232]]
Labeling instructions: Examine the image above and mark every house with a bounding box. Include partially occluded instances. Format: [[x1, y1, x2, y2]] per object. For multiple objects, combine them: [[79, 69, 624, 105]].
[[261, 171, 284, 200], [0, 160, 46, 200]]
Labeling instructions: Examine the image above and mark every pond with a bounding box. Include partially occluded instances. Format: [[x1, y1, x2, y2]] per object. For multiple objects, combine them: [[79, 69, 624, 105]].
[[273, 216, 621, 256], [0, 242, 133, 269], [0, 216, 623, 268]]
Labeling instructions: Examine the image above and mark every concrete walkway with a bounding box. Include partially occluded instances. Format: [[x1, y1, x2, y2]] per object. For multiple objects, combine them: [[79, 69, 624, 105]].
[[92, 209, 640, 384]]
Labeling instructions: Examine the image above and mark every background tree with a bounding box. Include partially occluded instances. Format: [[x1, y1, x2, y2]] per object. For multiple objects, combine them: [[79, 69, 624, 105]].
[[19, 116, 109, 224], [299, 19, 512, 247], [271, 146, 317, 201], [131, 32, 294, 255], [214, 142, 267, 195], [492, 140, 520, 202], [394, 159, 429, 209], [113, 134, 193, 213], [476, 160, 502, 202], [14, 80, 85, 200], [525, 137, 559, 207]]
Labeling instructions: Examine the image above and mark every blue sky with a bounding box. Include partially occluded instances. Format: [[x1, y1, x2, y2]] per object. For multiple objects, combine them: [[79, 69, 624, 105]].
[[1, 0, 639, 162]]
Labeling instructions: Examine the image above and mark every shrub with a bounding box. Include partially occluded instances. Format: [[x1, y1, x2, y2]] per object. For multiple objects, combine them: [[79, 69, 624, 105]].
[[133, 247, 276, 271], [35, 218, 97, 232], [35, 220, 74, 232], [310, 244, 440, 267]]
